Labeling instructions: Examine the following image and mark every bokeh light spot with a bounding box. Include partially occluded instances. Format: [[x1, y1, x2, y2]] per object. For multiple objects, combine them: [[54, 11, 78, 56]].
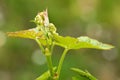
[[31, 49, 46, 65], [102, 48, 118, 61], [0, 8, 5, 27], [86, 24, 103, 39], [0, 71, 11, 80], [0, 31, 6, 47]]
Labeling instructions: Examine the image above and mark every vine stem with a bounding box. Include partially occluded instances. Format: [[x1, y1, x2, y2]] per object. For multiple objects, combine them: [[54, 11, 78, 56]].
[[36, 39, 54, 79], [46, 54, 54, 78], [56, 48, 69, 79]]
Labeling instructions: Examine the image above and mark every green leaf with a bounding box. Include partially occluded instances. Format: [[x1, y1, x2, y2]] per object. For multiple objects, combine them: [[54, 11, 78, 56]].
[[35, 67, 56, 80], [7, 28, 44, 40], [53, 34, 114, 50], [71, 68, 97, 80], [53, 34, 78, 49]]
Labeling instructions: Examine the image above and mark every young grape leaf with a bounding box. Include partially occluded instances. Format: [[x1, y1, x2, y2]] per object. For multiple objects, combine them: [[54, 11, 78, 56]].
[[53, 34, 114, 50], [7, 28, 44, 40], [71, 68, 97, 80], [53, 34, 79, 49]]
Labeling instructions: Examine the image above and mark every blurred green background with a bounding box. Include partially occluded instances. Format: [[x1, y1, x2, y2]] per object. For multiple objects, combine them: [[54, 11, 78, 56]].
[[0, 0, 120, 80]]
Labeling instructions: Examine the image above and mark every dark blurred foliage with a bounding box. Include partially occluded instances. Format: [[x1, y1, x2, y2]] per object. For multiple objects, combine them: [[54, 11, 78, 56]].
[[0, 0, 120, 80]]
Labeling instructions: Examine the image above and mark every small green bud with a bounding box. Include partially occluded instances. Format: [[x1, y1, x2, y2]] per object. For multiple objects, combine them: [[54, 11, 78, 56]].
[[34, 9, 49, 27], [45, 48, 51, 56], [34, 13, 43, 25], [49, 23, 57, 34]]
